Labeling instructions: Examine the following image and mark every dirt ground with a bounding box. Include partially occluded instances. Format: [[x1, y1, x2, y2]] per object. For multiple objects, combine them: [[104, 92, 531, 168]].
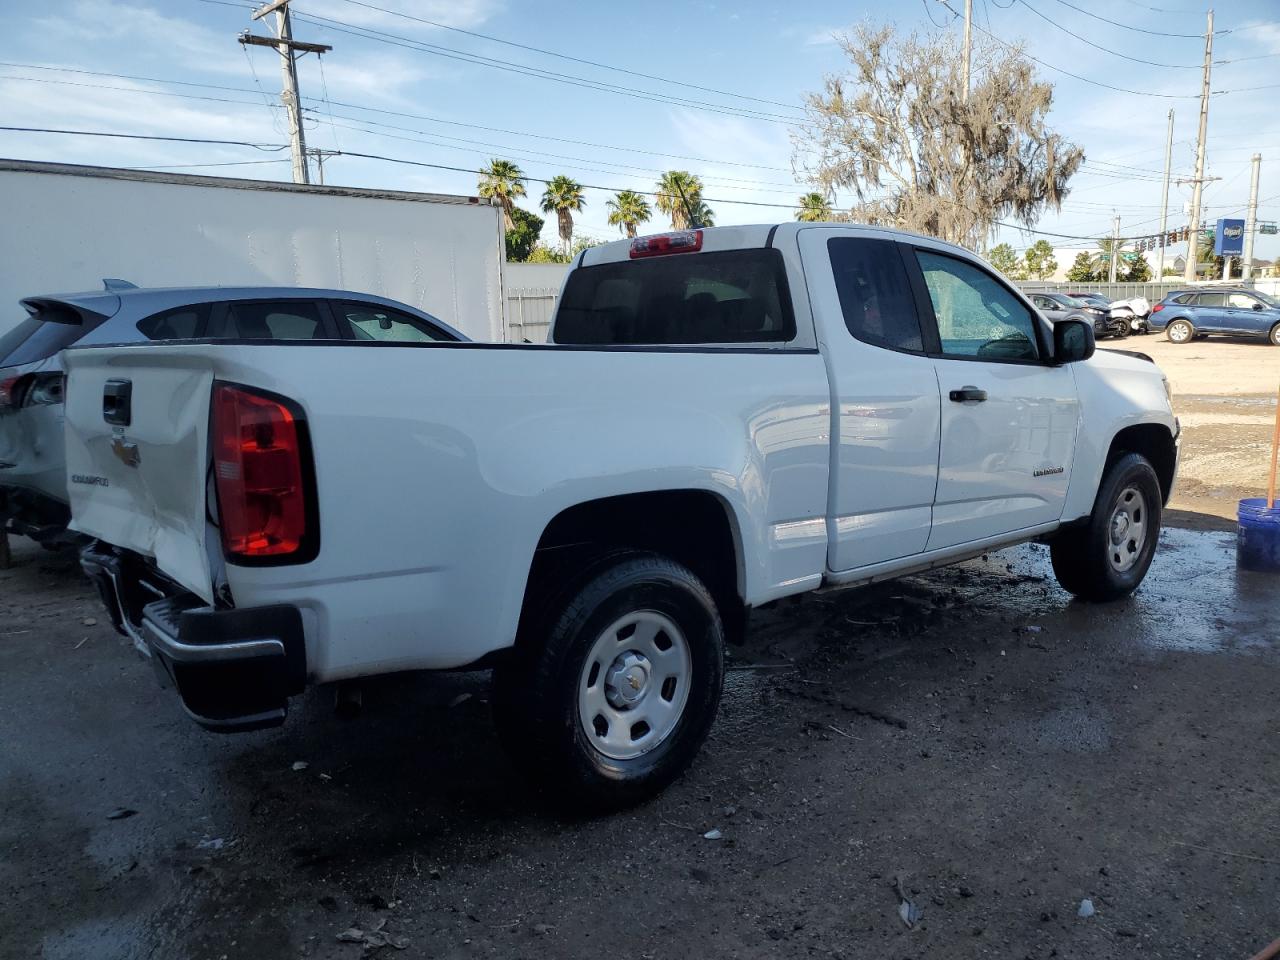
[[1100, 333, 1279, 527], [3, 334, 1279, 960]]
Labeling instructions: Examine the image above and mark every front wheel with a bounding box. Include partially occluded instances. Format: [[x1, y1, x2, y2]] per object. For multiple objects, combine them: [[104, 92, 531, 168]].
[[1166, 319, 1194, 344], [1270, 323, 1280, 346], [1051, 453, 1162, 602], [492, 550, 724, 811]]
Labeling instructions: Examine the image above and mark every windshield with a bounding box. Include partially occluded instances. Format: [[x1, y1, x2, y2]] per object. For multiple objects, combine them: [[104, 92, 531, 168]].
[[1254, 291, 1279, 308]]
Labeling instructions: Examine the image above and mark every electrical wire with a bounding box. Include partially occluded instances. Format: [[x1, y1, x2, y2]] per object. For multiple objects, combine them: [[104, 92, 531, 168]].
[[0, 125, 289, 151], [1015, 0, 1200, 68], [315, 0, 803, 112], [1043, 0, 1224, 37], [937, 1, 1202, 98], [0, 62, 793, 172]]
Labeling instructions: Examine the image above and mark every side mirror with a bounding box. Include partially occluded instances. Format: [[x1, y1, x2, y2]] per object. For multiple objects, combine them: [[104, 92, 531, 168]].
[[1254, 302, 1264, 311], [1053, 318, 1095, 364], [378, 315, 394, 330]]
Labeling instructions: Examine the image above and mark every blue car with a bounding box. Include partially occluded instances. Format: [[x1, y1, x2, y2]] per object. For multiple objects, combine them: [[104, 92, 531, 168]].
[[1149, 288, 1280, 346]]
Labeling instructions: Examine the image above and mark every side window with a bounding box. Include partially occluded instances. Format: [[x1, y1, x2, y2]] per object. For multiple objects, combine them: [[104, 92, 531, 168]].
[[914, 250, 1040, 362], [1228, 293, 1258, 309], [1172, 293, 1196, 305], [224, 301, 327, 340], [333, 302, 452, 342], [136, 305, 206, 340], [827, 238, 924, 353], [1197, 292, 1226, 308]]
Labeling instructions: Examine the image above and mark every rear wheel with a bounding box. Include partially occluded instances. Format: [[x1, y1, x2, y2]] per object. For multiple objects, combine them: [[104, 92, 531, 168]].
[[1051, 453, 1162, 602], [1166, 319, 1194, 344], [492, 550, 724, 811]]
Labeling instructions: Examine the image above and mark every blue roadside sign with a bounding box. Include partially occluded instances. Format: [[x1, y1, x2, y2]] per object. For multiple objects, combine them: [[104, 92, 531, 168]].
[[1214, 218, 1245, 256]]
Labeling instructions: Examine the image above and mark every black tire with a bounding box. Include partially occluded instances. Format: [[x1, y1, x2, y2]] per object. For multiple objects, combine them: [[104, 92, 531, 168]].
[[1270, 323, 1280, 346], [492, 550, 724, 812], [1050, 452, 1162, 602], [1111, 320, 1130, 339], [1166, 318, 1194, 344]]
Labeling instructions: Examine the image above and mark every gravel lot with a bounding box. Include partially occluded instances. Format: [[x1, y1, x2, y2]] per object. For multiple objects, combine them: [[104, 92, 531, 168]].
[[2, 332, 1278, 959], [1100, 333, 1279, 526]]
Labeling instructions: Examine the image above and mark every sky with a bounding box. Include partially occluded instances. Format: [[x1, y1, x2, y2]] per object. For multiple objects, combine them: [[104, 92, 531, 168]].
[[1, 0, 1278, 263]]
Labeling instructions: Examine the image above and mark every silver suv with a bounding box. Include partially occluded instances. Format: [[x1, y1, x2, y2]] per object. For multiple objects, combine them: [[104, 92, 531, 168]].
[[0, 281, 462, 556]]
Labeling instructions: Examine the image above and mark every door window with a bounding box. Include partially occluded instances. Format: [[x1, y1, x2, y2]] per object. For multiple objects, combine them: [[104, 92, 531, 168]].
[[1228, 293, 1260, 310], [332, 302, 453, 342], [1196, 292, 1226, 308], [914, 251, 1040, 361], [827, 238, 924, 352], [136, 305, 207, 340], [223, 301, 328, 340]]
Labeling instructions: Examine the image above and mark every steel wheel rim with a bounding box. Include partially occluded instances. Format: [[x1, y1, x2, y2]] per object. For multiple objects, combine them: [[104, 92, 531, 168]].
[[577, 610, 692, 761], [1107, 486, 1147, 573], [1169, 322, 1190, 342]]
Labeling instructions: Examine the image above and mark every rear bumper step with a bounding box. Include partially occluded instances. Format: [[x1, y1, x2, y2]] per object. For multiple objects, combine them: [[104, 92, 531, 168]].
[[81, 543, 307, 732]]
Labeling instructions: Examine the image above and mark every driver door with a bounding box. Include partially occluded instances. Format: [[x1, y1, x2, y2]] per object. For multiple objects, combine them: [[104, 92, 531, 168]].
[[907, 248, 1080, 551]]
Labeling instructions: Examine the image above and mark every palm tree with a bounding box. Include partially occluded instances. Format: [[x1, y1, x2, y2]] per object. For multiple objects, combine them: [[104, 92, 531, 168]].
[[540, 175, 586, 253], [655, 170, 704, 230], [606, 190, 652, 238], [796, 192, 833, 222], [690, 200, 715, 228], [477, 159, 526, 231]]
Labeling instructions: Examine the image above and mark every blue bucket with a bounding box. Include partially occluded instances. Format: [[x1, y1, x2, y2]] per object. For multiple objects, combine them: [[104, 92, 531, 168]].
[[1238, 498, 1280, 572]]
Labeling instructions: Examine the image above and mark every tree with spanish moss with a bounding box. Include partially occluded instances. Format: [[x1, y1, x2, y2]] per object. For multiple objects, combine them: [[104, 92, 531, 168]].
[[792, 23, 1083, 250]]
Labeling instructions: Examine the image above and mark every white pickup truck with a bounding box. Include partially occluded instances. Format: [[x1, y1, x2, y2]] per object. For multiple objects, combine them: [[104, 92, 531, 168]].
[[62, 224, 1178, 808]]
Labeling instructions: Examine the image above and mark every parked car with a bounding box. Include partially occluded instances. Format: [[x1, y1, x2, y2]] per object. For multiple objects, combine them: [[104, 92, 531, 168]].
[[0, 283, 462, 552], [1028, 292, 1113, 338], [1149, 288, 1280, 345], [64, 224, 1179, 809]]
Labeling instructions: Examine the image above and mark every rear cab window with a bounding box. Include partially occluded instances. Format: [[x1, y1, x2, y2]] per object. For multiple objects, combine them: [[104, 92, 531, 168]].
[[827, 237, 924, 353], [553, 249, 795, 345]]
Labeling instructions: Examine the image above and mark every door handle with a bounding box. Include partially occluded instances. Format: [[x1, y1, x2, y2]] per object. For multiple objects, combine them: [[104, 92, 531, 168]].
[[949, 386, 987, 403]]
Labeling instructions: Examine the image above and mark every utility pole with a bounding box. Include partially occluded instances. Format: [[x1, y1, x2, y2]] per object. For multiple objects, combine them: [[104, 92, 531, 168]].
[[1243, 153, 1261, 280], [962, 0, 973, 103], [308, 148, 341, 185], [1184, 9, 1214, 283], [1109, 214, 1121, 283], [240, 0, 332, 185], [1157, 109, 1174, 280]]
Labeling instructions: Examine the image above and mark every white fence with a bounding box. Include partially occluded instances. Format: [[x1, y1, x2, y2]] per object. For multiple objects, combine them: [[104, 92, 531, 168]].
[[507, 288, 558, 343]]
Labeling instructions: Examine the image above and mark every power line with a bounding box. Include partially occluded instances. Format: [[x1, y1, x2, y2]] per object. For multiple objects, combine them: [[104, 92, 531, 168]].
[[0, 125, 289, 151], [0, 62, 793, 172], [1015, 0, 1200, 68], [317, 0, 803, 112], [1043, 0, 1229, 37], [937, 1, 1202, 98]]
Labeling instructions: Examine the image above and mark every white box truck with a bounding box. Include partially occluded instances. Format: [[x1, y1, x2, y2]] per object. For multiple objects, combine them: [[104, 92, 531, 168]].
[[0, 159, 506, 342]]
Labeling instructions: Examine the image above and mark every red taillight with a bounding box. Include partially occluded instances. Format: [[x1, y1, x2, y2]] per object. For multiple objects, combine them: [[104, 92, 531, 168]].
[[1151, 303, 1164, 313], [212, 383, 311, 560], [630, 230, 703, 258], [0, 373, 20, 409]]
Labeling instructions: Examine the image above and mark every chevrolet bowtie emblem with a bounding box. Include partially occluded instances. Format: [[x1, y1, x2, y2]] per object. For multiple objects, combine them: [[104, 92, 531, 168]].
[[111, 437, 141, 468]]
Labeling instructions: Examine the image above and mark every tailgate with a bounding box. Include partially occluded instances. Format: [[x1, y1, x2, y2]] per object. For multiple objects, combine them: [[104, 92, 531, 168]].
[[62, 347, 215, 602]]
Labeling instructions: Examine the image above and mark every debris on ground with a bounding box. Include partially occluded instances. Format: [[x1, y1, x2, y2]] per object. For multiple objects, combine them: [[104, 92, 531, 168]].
[[703, 828, 723, 840], [448, 692, 472, 708], [336, 918, 409, 952], [1078, 898, 1096, 918], [196, 838, 226, 850], [532, 923, 553, 936], [893, 874, 921, 929], [291, 760, 309, 772], [106, 808, 137, 820], [82, 617, 97, 626]]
